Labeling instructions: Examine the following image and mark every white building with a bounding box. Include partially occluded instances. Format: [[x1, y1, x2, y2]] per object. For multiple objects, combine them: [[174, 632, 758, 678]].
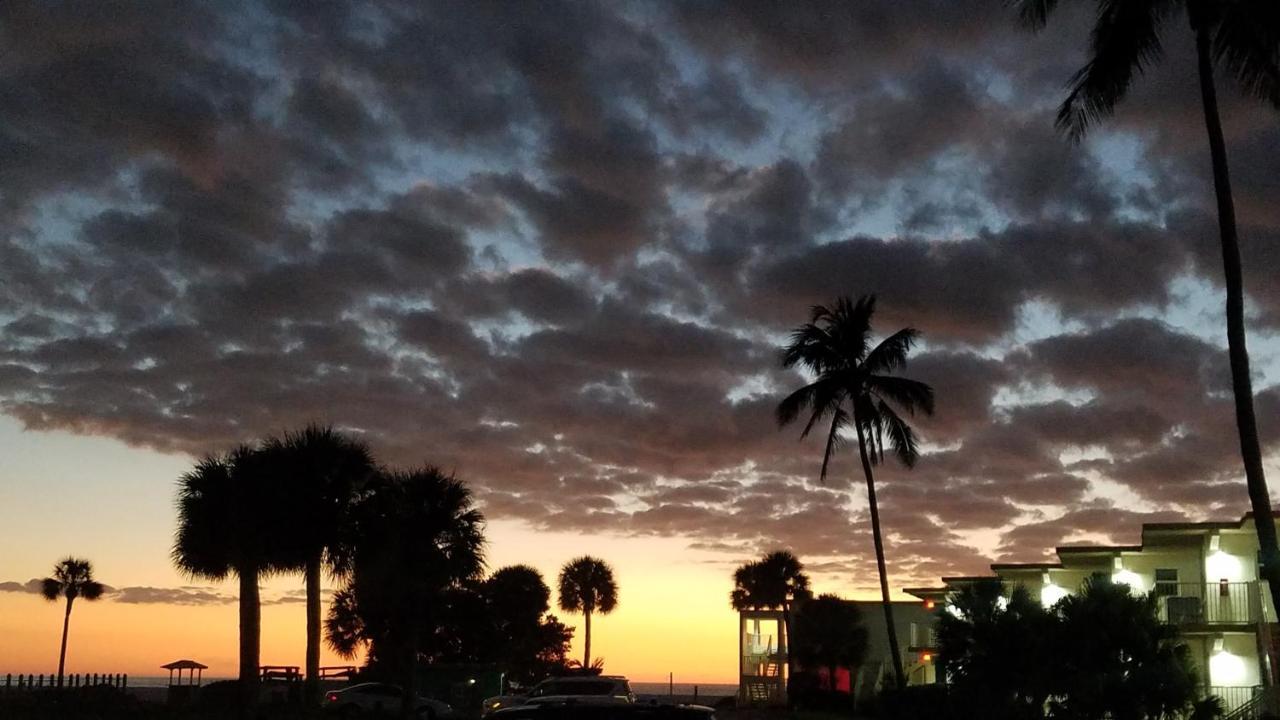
[[906, 513, 1278, 715]]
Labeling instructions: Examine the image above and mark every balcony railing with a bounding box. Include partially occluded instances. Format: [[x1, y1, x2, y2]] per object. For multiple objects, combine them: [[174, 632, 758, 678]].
[[1157, 582, 1258, 625], [1203, 685, 1262, 716]]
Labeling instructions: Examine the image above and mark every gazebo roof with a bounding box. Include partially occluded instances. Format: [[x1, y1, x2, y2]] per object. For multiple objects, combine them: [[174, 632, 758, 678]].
[[161, 659, 208, 670]]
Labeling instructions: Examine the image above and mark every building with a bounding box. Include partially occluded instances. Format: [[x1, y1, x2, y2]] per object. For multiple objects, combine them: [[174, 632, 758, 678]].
[[905, 513, 1278, 715], [736, 601, 934, 707]]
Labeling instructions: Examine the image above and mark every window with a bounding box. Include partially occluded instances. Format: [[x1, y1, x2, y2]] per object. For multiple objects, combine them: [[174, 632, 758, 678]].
[[1154, 568, 1179, 597]]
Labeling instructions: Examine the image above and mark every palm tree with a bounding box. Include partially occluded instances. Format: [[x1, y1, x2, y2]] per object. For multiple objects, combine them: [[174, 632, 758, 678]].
[[790, 594, 869, 700], [267, 425, 374, 703], [557, 556, 618, 669], [173, 445, 287, 705], [341, 467, 486, 720], [777, 295, 935, 689], [730, 550, 812, 684], [40, 557, 105, 688], [1014, 0, 1280, 613]]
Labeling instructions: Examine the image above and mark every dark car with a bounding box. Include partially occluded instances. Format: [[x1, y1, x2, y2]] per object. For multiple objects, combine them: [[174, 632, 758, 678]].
[[489, 703, 714, 720]]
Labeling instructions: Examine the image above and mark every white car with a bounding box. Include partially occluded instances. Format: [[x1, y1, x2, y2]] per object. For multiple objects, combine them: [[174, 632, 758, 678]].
[[483, 676, 635, 715], [326, 682, 453, 718]]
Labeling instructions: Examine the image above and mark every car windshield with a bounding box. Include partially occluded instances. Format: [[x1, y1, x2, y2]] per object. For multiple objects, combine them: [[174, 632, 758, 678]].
[[532, 681, 617, 697]]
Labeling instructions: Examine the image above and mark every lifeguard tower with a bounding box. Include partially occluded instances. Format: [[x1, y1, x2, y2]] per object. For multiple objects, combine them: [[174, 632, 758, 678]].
[[738, 609, 787, 705]]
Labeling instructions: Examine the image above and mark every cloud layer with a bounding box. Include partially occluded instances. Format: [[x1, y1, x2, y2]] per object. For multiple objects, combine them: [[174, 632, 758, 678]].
[[2, 1, 1278, 591]]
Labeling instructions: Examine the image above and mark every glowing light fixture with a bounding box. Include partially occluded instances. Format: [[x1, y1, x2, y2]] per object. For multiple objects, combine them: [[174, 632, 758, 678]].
[[921, 652, 932, 663], [1209, 531, 1221, 552], [1209, 636, 1246, 685], [925, 599, 936, 610]]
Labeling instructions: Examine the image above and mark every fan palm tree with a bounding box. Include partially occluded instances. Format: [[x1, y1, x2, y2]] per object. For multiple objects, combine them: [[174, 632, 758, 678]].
[[730, 551, 812, 683], [266, 424, 374, 703], [1014, 0, 1280, 612], [341, 467, 486, 720], [40, 557, 106, 688], [777, 295, 935, 689], [557, 556, 618, 669], [173, 445, 287, 705]]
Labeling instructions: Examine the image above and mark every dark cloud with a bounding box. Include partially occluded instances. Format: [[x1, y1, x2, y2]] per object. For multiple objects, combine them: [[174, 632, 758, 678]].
[[2, 0, 1279, 593]]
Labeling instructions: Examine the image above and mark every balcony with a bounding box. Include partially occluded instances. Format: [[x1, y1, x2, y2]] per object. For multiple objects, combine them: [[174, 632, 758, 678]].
[[1157, 582, 1260, 626], [908, 621, 937, 649]]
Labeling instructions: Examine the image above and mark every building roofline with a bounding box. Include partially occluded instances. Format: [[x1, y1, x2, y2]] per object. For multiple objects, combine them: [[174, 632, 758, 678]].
[[940, 575, 999, 583], [990, 562, 1063, 571], [1055, 544, 1142, 554]]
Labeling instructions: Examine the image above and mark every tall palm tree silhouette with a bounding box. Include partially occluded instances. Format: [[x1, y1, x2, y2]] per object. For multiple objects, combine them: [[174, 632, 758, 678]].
[[730, 551, 812, 684], [777, 295, 935, 689], [173, 446, 285, 704], [344, 467, 486, 720], [557, 556, 618, 669], [41, 557, 105, 688], [268, 425, 374, 703], [1014, 0, 1280, 612]]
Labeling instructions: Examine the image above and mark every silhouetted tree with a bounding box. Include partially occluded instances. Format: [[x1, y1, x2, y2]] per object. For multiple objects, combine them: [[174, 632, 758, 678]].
[[936, 580, 1053, 720], [334, 467, 485, 720], [557, 556, 618, 669], [791, 594, 868, 705], [1050, 577, 1201, 720], [40, 557, 105, 688], [1015, 0, 1280, 615], [777, 295, 935, 688], [267, 424, 374, 703], [173, 446, 287, 706], [730, 550, 812, 684]]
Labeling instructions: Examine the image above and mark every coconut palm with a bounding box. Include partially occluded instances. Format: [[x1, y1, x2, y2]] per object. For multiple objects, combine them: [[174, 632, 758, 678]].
[[557, 556, 618, 669], [40, 557, 106, 688], [730, 551, 812, 683], [1014, 0, 1280, 613], [340, 467, 486, 720], [267, 425, 374, 703], [790, 594, 869, 699], [777, 295, 935, 689], [173, 446, 287, 704]]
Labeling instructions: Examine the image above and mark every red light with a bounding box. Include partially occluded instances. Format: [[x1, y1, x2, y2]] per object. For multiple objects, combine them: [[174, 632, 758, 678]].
[[327, 693, 339, 703]]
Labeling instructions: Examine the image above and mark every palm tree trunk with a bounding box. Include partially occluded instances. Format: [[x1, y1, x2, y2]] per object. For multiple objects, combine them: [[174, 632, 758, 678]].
[[854, 420, 907, 690], [56, 596, 73, 688], [1194, 23, 1280, 623], [305, 555, 322, 704], [781, 600, 795, 700], [584, 609, 592, 668], [239, 567, 260, 709]]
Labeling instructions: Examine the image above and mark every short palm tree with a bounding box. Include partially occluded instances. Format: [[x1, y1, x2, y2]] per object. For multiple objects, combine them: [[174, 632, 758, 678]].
[[790, 594, 869, 699], [267, 425, 374, 703], [41, 557, 105, 688], [341, 467, 486, 720], [730, 551, 812, 684], [558, 556, 618, 669], [777, 295, 935, 689], [1014, 0, 1280, 614], [173, 446, 287, 703]]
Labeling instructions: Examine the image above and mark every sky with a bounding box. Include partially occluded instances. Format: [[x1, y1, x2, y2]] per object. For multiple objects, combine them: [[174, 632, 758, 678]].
[[2, 0, 1279, 684]]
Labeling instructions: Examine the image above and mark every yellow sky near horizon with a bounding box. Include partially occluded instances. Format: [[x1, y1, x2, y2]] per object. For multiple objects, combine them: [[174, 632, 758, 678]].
[[2, 416, 861, 684]]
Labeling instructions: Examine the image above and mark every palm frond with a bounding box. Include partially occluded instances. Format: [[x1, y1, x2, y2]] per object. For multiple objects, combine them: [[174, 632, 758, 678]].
[[780, 322, 840, 373], [40, 578, 63, 601], [1056, 0, 1173, 140], [878, 400, 922, 467], [864, 328, 920, 374], [80, 581, 106, 601], [869, 375, 936, 416], [818, 407, 850, 484], [1213, 0, 1280, 108], [1009, 0, 1061, 30]]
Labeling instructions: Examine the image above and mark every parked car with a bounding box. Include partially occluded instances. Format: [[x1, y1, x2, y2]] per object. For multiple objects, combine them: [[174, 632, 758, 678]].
[[490, 703, 714, 720], [325, 682, 453, 718], [483, 676, 635, 715]]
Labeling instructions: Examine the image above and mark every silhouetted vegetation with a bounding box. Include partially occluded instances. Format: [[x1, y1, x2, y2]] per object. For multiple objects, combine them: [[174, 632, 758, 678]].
[[730, 550, 812, 684], [40, 557, 105, 689], [558, 556, 619, 670], [265, 425, 374, 704], [930, 577, 1212, 720], [777, 295, 935, 688], [1014, 0, 1280, 617], [790, 594, 869, 713]]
